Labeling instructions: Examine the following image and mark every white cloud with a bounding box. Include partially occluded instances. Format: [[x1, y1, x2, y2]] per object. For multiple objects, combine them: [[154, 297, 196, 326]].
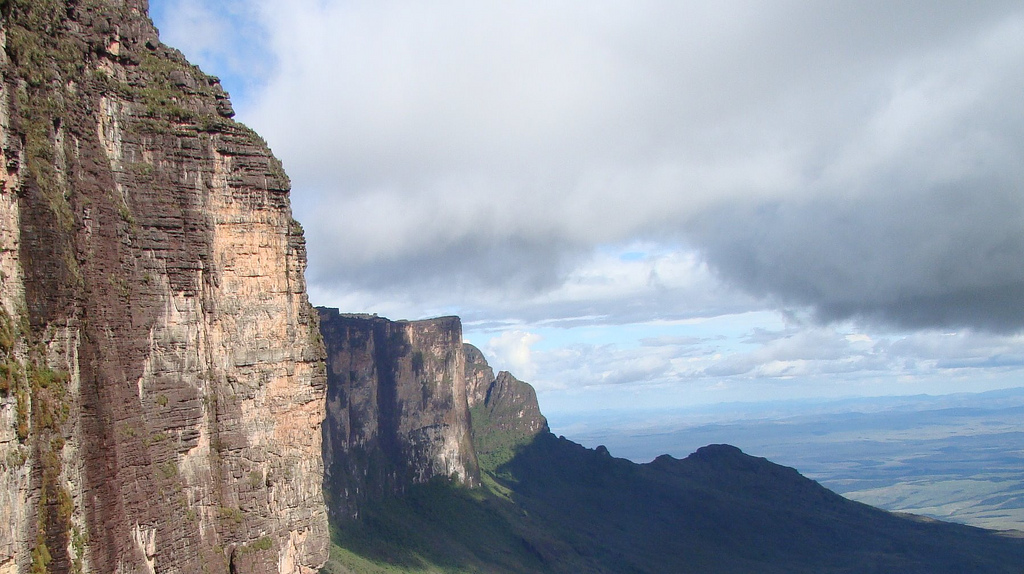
[[517, 321, 1024, 396], [484, 330, 542, 381], [152, 0, 229, 59]]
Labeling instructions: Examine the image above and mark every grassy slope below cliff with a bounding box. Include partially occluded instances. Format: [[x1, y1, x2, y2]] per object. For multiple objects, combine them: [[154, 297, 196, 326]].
[[321, 428, 1024, 574]]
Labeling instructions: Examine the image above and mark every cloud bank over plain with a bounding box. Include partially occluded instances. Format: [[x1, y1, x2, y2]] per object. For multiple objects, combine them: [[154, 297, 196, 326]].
[[149, 1, 1024, 404]]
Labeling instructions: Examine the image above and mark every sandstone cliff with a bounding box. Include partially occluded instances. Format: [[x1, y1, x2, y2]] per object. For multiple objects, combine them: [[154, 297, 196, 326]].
[[0, 1, 327, 572], [319, 309, 479, 520]]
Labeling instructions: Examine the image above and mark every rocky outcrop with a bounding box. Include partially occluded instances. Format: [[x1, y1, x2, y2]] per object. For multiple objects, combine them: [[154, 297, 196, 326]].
[[319, 309, 479, 520], [464, 348, 548, 469], [479, 371, 548, 438], [0, 2, 327, 572]]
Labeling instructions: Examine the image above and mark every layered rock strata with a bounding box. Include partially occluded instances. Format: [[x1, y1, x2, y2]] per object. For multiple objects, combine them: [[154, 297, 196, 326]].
[[319, 309, 479, 520], [0, 1, 327, 572]]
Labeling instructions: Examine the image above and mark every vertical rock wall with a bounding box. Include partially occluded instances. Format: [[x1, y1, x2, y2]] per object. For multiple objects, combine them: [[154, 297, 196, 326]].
[[0, 1, 327, 572], [463, 343, 494, 410], [319, 309, 479, 520]]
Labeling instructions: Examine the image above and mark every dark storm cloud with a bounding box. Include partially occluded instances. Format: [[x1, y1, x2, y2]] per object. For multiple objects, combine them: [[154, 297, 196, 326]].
[[304, 225, 583, 298], [692, 166, 1024, 332]]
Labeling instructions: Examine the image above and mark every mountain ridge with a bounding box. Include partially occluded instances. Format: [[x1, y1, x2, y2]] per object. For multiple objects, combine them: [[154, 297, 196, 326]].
[[318, 312, 1024, 573]]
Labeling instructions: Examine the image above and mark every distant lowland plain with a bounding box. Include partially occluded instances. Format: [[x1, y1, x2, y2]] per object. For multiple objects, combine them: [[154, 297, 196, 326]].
[[553, 386, 1024, 532]]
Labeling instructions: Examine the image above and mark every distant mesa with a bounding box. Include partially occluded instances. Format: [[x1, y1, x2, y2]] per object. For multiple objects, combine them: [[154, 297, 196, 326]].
[[318, 308, 479, 520]]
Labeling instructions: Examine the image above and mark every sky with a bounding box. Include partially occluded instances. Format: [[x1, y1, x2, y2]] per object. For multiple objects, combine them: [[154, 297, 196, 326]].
[[148, 0, 1024, 421]]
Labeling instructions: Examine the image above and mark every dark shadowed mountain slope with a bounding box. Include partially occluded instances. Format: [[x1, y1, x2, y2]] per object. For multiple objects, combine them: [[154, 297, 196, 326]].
[[494, 435, 1024, 573]]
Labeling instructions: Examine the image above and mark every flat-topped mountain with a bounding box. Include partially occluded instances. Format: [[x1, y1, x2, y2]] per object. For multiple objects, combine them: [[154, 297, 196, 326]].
[[318, 309, 479, 521]]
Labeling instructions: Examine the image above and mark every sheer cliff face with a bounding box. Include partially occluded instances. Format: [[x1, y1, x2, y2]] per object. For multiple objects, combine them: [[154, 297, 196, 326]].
[[463, 343, 494, 410], [0, 1, 327, 572], [319, 310, 480, 520]]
